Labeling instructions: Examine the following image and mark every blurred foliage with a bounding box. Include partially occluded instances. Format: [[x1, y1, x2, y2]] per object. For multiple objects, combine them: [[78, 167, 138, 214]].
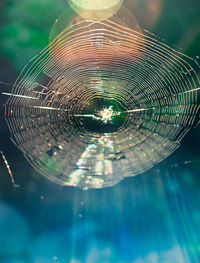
[[153, 0, 200, 55], [0, 0, 66, 70]]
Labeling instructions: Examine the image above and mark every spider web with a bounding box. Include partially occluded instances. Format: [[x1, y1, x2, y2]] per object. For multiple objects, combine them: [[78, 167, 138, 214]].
[[5, 20, 200, 189]]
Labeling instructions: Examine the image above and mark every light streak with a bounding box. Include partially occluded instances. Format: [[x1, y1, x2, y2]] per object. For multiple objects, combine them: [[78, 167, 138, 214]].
[[73, 114, 96, 117], [178, 86, 200, 95], [34, 106, 61, 110], [0, 81, 11, 86], [122, 108, 154, 113], [33, 106, 69, 111], [2, 92, 39, 100], [0, 151, 19, 188]]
